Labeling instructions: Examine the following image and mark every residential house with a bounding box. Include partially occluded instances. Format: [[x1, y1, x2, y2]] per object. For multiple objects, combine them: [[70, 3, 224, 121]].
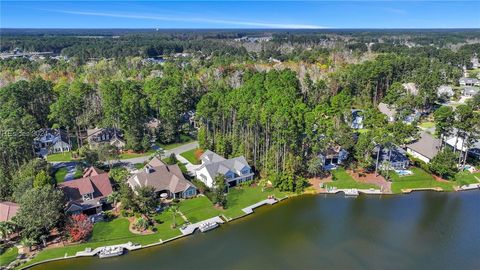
[[318, 147, 349, 170], [58, 167, 113, 215], [378, 103, 396, 122], [379, 146, 409, 170], [181, 110, 198, 129], [127, 157, 197, 199], [350, 109, 364, 129], [195, 150, 254, 188], [33, 128, 71, 157], [86, 127, 126, 149], [445, 134, 480, 160], [378, 103, 420, 124], [0, 201, 19, 222], [463, 86, 480, 97], [459, 77, 480, 86], [437, 85, 454, 98], [406, 132, 442, 163]]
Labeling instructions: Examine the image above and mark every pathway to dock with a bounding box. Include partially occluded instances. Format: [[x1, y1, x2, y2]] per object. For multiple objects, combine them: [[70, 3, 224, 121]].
[[179, 216, 225, 235]]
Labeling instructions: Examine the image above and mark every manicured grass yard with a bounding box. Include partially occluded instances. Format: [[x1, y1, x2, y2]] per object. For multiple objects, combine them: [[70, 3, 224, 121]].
[[159, 134, 194, 150], [179, 196, 222, 223], [325, 168, 379, 190], [418, 121, 435, 129], [180, 148, 201, 165], [224, 186, 287, 219], [18, 185, 287, 268], [133, 163, 145, 169], [118, 149, 155, 159], [46, 152, 73, 162], [20, 215, 182, 269], [390, 167, 455, 193], [73, 166, 83, 179], [54, 167, 68, 183], [0, 247, 18, 267], [54, 167, 83, 183], [455, 171, 480, 186]]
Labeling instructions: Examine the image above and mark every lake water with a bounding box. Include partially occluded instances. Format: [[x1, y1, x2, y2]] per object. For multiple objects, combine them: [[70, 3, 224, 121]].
[[32, 192, 480, 270]]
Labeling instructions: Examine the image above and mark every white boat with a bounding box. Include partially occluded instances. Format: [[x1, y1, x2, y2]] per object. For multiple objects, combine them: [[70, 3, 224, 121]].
[[98, 246, 124, 258], [199, 222, 219, 232]]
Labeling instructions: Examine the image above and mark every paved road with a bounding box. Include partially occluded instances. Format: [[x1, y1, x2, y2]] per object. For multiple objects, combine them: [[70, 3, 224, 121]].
[[50, 141, 200, 174]]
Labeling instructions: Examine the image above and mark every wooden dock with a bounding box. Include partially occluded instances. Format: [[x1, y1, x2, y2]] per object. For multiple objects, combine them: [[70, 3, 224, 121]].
[[179, 216, 225, 235], [242, 198, 278, 214]]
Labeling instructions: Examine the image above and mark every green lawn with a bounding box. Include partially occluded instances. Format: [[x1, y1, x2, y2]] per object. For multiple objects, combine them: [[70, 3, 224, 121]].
[[133, 163, 145, 169], [325, 168, 379, 190], [390, 167, 455, 193], [54, 167, 68, 183], [73, 166, 83, 179], [455, 171, 480, 186], [159, 134, 194, 150], [418, 121, 435, 129], [46, 152, 73, 162], [19, 215, 182, 269], [224, 186, 287, 219], [54, 167, 83, 183], [179, 196, 222, 223], [180, 148, 201, 165], [118, 149, 155, 159], [0, 246, 18, 267]]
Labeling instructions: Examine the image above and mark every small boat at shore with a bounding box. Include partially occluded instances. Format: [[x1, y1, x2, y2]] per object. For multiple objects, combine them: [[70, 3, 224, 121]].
[[98, 246, 124, 258], [199, 222, 219, 232]]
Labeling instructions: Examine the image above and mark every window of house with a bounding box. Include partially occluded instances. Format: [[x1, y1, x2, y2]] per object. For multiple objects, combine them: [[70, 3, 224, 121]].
[[82, 193, 93, 201]]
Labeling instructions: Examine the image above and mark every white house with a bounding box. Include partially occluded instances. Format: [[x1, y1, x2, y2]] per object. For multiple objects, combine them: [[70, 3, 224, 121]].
[[445, 135, 480, 160], [195, 150, 254, 188], [33, 128, 71, 157], [406, 132, 442, 163]]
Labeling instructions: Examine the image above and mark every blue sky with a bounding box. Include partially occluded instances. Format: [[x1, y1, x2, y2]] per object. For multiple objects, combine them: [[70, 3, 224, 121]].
[[1, 1, 479, 29]]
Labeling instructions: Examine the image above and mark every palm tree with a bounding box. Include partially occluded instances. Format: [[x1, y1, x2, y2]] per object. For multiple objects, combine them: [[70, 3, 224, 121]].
[[0, 221, 16, 241], [168, 203, 180, 228], [107, 191, 120, 209], [20, 237, 37, 252]]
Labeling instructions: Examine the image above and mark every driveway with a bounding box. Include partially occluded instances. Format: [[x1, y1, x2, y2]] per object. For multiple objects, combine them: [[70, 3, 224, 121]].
[[108, 141, 199, 169], [64, 164, 77, 181]]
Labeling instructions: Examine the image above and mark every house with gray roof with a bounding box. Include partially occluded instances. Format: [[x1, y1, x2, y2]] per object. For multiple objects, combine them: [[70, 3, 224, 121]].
[[406, 132, 442, 163], [463, 86, 480, 97], [378, 145, 409, 170], [195, 150, 254, 188], [127, 157, 197, 199], [33, 128, 71, 157], [378, 103, 396, 122], [459, 77, 480, 86]]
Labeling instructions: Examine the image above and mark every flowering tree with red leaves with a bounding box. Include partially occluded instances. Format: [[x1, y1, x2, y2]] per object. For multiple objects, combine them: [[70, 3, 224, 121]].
[[66, 214, 93, 242]]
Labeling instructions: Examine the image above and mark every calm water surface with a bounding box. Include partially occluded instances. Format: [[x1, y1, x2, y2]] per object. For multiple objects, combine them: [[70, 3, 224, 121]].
[[33, 192, 480, 270]]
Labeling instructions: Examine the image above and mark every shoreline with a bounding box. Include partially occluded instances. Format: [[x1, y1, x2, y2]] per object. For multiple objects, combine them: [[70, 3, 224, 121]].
[[16, 188, 479, 270]]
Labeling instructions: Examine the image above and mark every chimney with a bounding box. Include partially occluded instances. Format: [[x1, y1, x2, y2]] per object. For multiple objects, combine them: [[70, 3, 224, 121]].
[[144, 167, 151, 174]]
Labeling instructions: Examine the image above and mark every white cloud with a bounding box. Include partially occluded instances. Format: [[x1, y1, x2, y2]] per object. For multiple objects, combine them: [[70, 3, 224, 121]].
[[49, 10, 324, 29]]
